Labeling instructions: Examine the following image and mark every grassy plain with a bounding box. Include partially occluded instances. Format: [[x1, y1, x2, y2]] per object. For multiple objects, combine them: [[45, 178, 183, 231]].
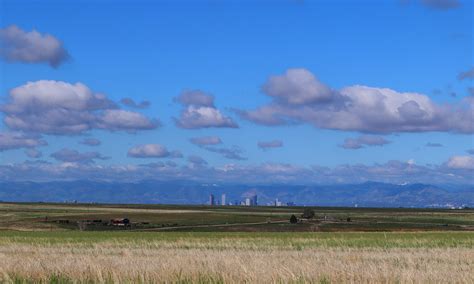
[[0, 203, 473, 283], [1, 202, 474, 232]]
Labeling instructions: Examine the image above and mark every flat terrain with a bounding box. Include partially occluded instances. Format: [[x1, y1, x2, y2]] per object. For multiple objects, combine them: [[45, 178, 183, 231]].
[[1, 202, 474, 232], [0, 203, 473, 283]]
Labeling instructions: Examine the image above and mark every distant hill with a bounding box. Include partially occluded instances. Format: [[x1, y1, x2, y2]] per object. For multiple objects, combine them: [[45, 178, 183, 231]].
[[0, 180, 472, 208]]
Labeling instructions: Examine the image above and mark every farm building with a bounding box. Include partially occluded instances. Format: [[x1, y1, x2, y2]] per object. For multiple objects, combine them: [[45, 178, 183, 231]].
[[110, 218, 130, 226]]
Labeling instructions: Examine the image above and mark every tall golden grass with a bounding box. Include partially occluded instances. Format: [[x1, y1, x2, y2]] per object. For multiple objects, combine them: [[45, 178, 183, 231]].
[[1, 240, 473, 283]]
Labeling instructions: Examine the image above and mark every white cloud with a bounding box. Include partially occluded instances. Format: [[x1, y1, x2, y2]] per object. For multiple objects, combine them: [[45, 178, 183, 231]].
[[446, 156, 474, 170], [98, 109, 158, 131], [239, 68, 474, 134], [0, 132, 47, 151], [0, 25, 69, 67], [127, 144, 182, 159], [1, 80, 159, 134], [174, 90, 238, 129], [262, 68, 334, 105], [177, 106, 238, 129], [175, 90, 215, 107]]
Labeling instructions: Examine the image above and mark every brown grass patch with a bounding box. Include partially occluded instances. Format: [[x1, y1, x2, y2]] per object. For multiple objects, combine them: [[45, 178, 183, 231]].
[[0, 241, 473, 283]]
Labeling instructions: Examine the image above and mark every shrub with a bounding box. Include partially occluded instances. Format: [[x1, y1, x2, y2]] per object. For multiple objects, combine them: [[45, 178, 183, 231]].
[[301, 208, 315, 219], [290, 215, 298, 224]]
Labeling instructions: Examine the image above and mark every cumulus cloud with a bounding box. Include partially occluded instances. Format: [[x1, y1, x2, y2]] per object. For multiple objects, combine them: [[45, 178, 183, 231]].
[[446, 156, 474, 170], [1, 80, 159, 135], [24, 148, 42, 158], [458, 68, 474, 80], [189, 136, 222, 146], [80, 138, 101, 146], [0, 25, 69, 67], [467, 149, 474, 155], [174, 90, 238, 129], [258, 140, 283, 150], [127, 144, 182, 159], [120, 98, 151, 109], [426, 142, 443, 147], [50, 148, 108, 164], [262, 69, 335, 105], [175, 90, 215, 107], [97, 109, 159, 131], [421, 0, 460, 10], [341, 135, 391, 150], [238, 68, 474, 134], [0, 132, 47, 151]]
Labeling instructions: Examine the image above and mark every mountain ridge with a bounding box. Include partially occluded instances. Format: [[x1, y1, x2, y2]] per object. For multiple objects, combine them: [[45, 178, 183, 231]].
[[0, 180, 472, 208]]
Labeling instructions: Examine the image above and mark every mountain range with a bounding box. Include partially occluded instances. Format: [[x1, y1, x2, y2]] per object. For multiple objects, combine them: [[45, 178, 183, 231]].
[[0, 180, 472, 208]]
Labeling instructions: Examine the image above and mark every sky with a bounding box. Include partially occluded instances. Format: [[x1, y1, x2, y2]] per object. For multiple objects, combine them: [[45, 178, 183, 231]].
[[0, 0, 473, 185]]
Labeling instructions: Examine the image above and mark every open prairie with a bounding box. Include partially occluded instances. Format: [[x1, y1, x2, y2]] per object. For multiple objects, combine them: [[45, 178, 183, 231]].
[[1, 202, 474, 232], [0, 203, 473, 283]]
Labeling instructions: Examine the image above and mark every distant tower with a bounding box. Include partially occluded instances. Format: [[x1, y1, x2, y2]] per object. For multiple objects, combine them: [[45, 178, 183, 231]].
[[245, 198, 251, 206], [221, 194, 226, 206], [209, 194, 215, 206], [251, 195, 258, 206]]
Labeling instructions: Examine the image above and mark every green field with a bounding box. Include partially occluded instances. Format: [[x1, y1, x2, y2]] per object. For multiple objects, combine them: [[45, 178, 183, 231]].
[[1, 230, 473, 249]]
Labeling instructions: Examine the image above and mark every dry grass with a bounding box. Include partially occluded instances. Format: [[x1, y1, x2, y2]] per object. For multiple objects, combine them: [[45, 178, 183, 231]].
[[1, 239, 473, 283]]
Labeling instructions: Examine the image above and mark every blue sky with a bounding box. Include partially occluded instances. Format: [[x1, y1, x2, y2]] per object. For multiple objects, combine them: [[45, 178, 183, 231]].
[[0, 0, 473, 184]]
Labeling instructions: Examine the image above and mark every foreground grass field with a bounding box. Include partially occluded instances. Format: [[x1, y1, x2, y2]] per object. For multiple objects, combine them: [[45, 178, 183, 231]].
[[1, 203, 473, 283], [0, 231, 473, 283]]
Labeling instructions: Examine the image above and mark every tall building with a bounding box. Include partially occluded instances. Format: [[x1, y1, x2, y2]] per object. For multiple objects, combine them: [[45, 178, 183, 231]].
[[245, 197, 251, 206], [251, 195, 258, 206], [275, 198, 282, 207], [209, 194, 215, 206], [221, 194, 226, 206]]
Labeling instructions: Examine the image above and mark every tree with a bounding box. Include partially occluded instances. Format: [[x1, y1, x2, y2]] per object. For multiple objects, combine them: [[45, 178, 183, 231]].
[[301, 208, 315, 219], [290, 214, 298, 224]]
